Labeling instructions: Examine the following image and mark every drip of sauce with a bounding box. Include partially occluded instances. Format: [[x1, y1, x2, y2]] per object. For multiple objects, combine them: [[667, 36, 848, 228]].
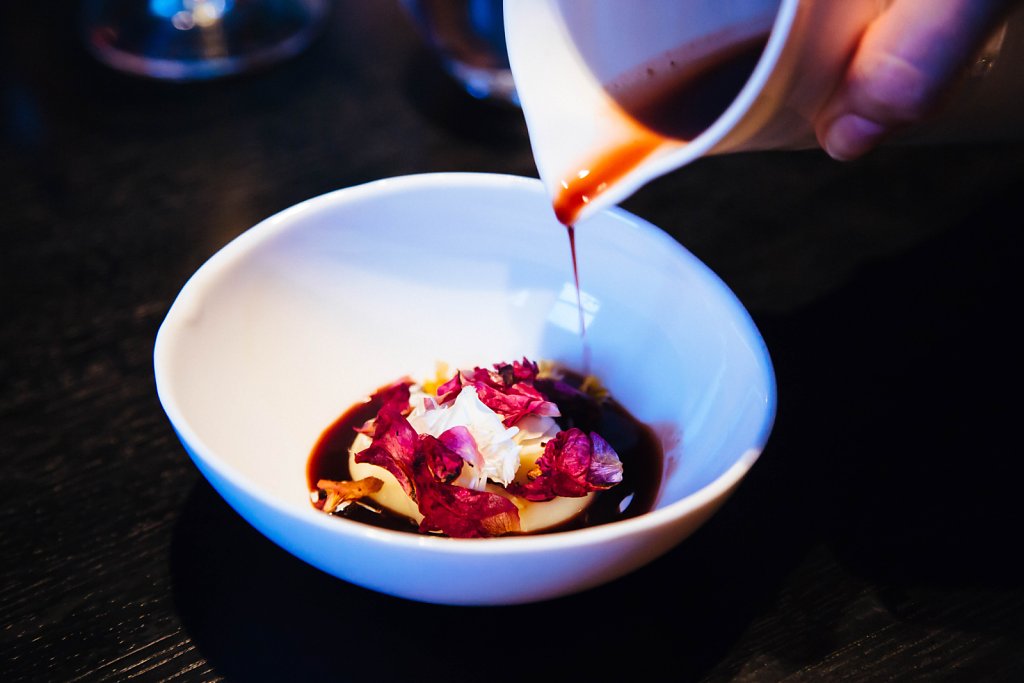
[[552, 36, 767, 367], [565, 224, 592, 372], [307, 370, 663, 536]]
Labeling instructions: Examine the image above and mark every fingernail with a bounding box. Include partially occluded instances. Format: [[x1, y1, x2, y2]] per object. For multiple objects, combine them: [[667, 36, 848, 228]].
[[823, 114, 888, 161]]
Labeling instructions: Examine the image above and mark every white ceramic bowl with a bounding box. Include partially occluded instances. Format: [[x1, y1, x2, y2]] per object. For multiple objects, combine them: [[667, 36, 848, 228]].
[[154, 173, 775, 605]]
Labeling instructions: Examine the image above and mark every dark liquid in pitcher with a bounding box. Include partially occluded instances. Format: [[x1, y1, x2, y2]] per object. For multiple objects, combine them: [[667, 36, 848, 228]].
[[553, 34, 767, 226]]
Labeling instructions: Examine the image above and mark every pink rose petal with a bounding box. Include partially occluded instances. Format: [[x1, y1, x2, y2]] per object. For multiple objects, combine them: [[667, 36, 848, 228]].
[[414, 475, 521, 538], [436, 361, 559, 427], [508, 427, 623, 502], [418, 434, 464, 483], [373, 380, 412, 414], [435, 372, 463, 404], [506, 357, 540, 383], [587, 432, 625, 487], [438, 425, 484, 470], [354, 407, 418, 496]]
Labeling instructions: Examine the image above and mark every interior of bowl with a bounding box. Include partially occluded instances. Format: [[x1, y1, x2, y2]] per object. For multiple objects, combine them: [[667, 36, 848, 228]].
[[155, 173, 774, 526]]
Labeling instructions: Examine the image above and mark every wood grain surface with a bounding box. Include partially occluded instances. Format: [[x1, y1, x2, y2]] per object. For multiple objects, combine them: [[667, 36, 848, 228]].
[[2, 2, 1023, 681]]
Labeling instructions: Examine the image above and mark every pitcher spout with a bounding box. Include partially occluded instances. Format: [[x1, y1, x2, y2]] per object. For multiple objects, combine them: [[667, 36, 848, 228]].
[[505, 0, 1024, 225]]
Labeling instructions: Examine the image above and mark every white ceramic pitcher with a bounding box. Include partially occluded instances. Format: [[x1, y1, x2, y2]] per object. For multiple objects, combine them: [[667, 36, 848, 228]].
[[504, 0, 1024, 225]]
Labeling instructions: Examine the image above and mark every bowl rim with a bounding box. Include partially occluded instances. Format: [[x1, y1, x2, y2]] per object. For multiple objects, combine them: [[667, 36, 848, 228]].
[[154, 171, 776, 554]]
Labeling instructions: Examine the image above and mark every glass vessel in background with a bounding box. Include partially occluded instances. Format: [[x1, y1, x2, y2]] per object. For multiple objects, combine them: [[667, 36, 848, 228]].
[[400, 0, 517, 104], [82, 0, 330, 81]]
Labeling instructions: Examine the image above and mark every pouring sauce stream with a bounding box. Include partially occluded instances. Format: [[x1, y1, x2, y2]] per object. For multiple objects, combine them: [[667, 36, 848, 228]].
[[550, 34, 767, 373]]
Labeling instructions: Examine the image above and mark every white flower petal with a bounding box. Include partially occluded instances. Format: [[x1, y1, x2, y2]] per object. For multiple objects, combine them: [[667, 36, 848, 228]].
[[408, 385, 522, 487]]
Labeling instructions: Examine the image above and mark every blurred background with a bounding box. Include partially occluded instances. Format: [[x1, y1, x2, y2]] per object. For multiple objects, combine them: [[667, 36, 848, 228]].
[[2, 1, 1023, 680]]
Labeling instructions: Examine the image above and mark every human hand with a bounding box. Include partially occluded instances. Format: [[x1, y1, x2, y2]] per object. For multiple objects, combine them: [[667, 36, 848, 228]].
[[815, 0, 1017, 160]]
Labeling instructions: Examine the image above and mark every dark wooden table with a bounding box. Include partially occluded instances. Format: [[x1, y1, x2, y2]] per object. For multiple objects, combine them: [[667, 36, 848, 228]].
[[3, 3, 1023, 681]]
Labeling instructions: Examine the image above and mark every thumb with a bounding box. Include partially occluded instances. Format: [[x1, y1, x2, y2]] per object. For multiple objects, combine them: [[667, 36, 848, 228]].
[[816, 0, 1013, 160]]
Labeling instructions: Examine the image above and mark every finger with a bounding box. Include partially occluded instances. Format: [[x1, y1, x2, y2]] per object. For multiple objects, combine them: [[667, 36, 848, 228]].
[[817, 0, 1013, 160]]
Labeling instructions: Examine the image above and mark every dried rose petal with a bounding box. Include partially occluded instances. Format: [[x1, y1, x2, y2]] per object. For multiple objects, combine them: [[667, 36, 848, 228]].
[[508, 427, 623, 502], [462, 365, 506, 390], [354, 407, 418, 496], [354, 381, 413, 436], [436, 361, 559, 427], [438, 425, 484, 471], [515, 428, 591, 500], [413, 428, 520, 537], [507, 357, 540, 383], [496, 363, 516, 387], [587, 432, 624, 487], [353, 408, 521, 537], [414, 473, 521, 538], [418, 434, 464, 483], [471, 378, 561, 428], [435, 372, 463, 404], [372, 380, 412, 414]]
